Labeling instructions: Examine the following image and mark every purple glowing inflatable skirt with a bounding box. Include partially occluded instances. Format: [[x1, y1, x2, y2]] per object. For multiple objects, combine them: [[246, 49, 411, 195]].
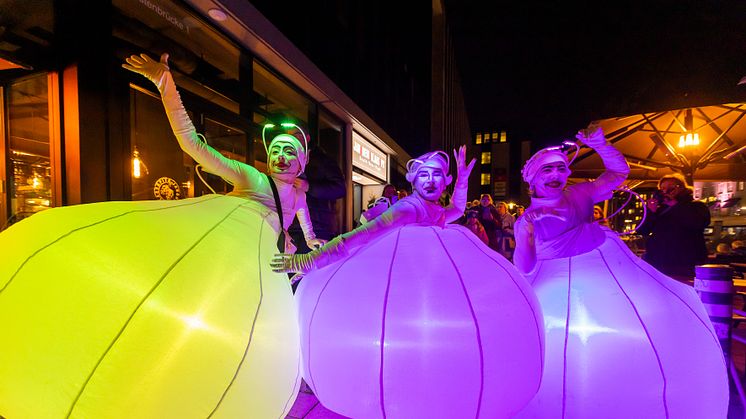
[[295, 225, 544, 418], [515, 230, 728, 419]]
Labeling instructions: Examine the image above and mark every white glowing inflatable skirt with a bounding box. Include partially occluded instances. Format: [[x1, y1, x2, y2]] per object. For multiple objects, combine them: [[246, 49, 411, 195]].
[[0, 195, 300, 418], [296, 225, 544, 419], [515, 230, 728, 419]]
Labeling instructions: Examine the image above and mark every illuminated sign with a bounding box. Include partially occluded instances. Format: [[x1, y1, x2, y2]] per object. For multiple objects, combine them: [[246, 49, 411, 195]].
[[352, 132, 387, 182]]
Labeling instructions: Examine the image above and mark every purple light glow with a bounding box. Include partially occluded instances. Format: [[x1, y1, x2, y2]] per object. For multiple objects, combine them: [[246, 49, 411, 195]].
[[296, 224, 544, 418], [514, 230, 728, 418]]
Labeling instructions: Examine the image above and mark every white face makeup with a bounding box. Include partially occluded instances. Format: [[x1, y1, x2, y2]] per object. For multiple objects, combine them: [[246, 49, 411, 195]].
[[532, 161, 570, 198], [413, 166, 447, 202], [268, 140, 301, 176]]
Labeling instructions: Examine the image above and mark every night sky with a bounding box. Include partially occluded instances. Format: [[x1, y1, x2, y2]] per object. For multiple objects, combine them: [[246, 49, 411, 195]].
[[444, 0, 746, 148]]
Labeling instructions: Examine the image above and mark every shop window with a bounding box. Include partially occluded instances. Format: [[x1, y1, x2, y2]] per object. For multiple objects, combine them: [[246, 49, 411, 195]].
[[194, 118, 247, 196], [252, 61, 312, 169], [130, 87, 192, 200], [481, 152, 491, 164], [7, 74, 53, 224]]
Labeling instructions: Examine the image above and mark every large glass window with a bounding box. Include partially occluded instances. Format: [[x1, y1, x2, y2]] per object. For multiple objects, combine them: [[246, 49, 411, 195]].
[[252, 61, 313, 170], [7, 74, 53, 223], [196, 118, 247, 196], [130, 87, 191, 200]]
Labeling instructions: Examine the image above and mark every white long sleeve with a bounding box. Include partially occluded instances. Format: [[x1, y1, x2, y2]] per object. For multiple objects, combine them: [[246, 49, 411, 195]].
[[157, 70, 262, 191]]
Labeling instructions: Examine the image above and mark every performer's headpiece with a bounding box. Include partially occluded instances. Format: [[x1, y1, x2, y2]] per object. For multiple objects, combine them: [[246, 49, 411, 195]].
[[405, 150, 452, 185], [262, 123, 309, 174], [521, 141, 579, 185]]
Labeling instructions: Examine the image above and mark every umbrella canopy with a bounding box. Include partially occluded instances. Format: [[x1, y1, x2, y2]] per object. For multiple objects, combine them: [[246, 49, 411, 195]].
[[571, 103, 746, 184]]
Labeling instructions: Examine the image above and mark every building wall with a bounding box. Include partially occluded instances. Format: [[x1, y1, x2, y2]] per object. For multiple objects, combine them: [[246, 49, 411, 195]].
[[0, 0, 412, 232]]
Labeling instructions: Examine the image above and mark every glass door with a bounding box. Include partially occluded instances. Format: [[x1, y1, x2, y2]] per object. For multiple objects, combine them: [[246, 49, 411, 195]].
[[4, 74, 55, 227]]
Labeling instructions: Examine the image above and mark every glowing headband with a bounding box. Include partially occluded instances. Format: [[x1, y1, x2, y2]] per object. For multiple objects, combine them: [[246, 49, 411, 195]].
[[262, 123, 309, 174]]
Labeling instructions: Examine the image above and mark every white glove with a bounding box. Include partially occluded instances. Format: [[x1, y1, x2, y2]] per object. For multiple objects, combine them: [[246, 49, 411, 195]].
[[122, 53, 170, 92]]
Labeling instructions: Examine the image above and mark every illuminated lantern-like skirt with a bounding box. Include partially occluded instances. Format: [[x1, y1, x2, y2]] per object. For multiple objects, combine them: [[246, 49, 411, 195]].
[[515, 230, 728, 419], [0, 195, 300, 419], [296, 224, 544, 419]]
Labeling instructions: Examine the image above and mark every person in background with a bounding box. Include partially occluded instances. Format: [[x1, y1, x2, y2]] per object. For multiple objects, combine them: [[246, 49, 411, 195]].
[[593, 204, 610, 228], [636, 173, 710, 281], [495, 201, 516, 259], [514, 205, 525, 218], [360, 184, 398, 224], [476, 193, 501, 253], [733, 240, 746, 257], [471, 199, 481, 209], [465, 209, 490, 245], [289, 142, 346, 254]]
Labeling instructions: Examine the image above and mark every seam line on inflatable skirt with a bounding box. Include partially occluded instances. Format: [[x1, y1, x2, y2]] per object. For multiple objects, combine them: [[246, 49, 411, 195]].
[[610, 237, 723, 355], [305, 244, 360, 402], [434, 227, 484, 418], [278, 352, 303, 419], [561, 257, 572, 419], [1, 196, 222, 295], [209, 203, 267, 417], [453, 228, 545, 381], [64, 198, 243, 418], [379, 228, 402, 419], [599, 248, 669, 418], [306, 240, 377, 401]]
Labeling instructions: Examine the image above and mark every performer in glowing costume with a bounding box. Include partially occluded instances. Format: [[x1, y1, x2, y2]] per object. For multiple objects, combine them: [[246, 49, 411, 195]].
[[0, 53, 319, 418], [513, 125, 728, 419], [273, 148, 545, 419]]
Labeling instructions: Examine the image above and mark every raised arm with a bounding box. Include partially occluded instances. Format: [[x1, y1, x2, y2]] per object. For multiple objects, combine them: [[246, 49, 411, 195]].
[[271, 201, 418, 274], [513, 217, 537, 274], [577, 124, 630, 202], [445, 146, 476, 223], [123, 53, 261, 190]]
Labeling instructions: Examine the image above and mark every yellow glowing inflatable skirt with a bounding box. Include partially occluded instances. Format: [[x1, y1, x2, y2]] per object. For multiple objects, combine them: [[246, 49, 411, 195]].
[[0, 195, 300, 419]]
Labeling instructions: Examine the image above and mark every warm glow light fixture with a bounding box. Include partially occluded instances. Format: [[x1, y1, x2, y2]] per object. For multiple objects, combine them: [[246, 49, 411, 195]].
[[132, 146, 148, 179], [678, 132, 700, 148], [678, 109, 700, 148]]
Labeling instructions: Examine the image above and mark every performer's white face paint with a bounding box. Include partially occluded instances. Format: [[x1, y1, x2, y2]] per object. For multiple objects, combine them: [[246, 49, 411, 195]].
[[531, 161, 570, 198], [268, 140, 302, 177], [413, 166, 447, 202]]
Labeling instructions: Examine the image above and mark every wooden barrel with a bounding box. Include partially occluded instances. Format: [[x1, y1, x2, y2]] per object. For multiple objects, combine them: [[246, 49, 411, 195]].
[[694, 264, 734, 363]]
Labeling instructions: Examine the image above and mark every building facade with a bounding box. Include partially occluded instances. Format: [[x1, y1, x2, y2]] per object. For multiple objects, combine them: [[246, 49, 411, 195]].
[[468, 129, 531, 206], [0, 0, 417, 233]]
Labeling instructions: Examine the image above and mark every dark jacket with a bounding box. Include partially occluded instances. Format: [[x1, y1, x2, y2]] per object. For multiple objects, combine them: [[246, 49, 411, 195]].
[[289, 146, 346, 252], [637, 197, 710, 279]]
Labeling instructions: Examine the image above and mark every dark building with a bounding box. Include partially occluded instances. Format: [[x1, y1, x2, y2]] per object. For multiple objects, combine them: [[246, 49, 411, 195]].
[[468, 129, 531, 206], [248, 0, 472, 187]]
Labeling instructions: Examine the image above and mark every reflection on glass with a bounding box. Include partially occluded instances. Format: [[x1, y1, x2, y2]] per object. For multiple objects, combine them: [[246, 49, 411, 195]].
[[8, 74, 52, 224], [131, 88, 191, 201], [252, 62, 311, 169], [195, 118, 246, 195]]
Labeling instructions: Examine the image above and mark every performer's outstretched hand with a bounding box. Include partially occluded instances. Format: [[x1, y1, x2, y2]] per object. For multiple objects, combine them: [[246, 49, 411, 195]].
[[453, 145, 476, 183], [271, 236, 348, 274], [122, 53, 170, 91], [576, 122, 606, 149], [271, 252, 317, 274]]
